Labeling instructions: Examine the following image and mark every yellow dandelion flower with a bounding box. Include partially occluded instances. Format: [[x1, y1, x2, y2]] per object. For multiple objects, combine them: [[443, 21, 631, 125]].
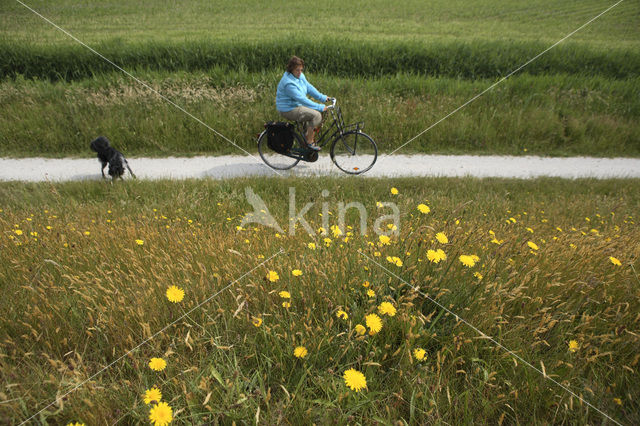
[[324, 237, 332, 247], [165, 286, 184, 303], [427, 249, 441, 264], [148, 357, 167, 371], [374, 251, 381, 257], [390, 187, 399, 195], [417, 204, 430, 214], [307, 242, 316, 250], [526, 227, 534, 233], [613, 397, 622, 406], [365, 313, 383, 335], [490, 238, 503, 245], [66, 423, 85, 426], [379, 235, 391, 245], [331, 225, 343, 237], [293, 346, 308, 359], [279, 291, 291, 299], [83, 231, 90, 236], [343, 368, 367, 392], [474, 272, 483, 280], [459, 255, 476, 268], [252, 317, 262, 327], [355, 324, 366, 336], [143, 387, 162, 405], [14, 229, 23, 235], [266, 270, 279, 282], [386, 256, 403, 267], [378, 302, 396, 317], [336, 310, 348, 320], [282, 301, 291, 308], [367, 289, 376, 297], [413, 348, 426, 361], [436, 249, 447, 262], [149, 401, 173, 426], [362, 281, 370, 288], [135, 239, 144, 246], [568, 340, 579, 353], [292, 269, 302, 276], [435, 232, 448, 244], [609, 256, 621, 266], [527, 241, 539, 250]]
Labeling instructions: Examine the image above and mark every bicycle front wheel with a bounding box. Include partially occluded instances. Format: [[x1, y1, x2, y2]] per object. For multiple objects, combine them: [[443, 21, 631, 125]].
[[330, 131, 377, 174], [257, 130, 301, 170]]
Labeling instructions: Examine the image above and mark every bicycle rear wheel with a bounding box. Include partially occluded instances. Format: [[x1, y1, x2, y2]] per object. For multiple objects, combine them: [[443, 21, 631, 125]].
[[257, 130, 301, 170], [330, 131, 377, 174]]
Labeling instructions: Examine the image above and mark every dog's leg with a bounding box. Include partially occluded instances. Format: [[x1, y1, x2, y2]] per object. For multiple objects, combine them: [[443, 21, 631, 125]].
[[124, 159, 136, 179], [101, 163, 107, 179]]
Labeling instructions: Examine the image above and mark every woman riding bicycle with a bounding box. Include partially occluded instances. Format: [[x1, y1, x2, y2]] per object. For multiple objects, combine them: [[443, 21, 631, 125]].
[[276, 56, 333, 151]]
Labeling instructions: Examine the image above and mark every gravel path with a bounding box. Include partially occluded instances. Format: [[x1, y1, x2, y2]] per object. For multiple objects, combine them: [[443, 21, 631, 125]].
[[0, 154, 639, 182]]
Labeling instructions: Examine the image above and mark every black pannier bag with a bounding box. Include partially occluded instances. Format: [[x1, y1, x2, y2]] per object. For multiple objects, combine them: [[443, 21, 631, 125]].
[[265, 121, 294, 154]]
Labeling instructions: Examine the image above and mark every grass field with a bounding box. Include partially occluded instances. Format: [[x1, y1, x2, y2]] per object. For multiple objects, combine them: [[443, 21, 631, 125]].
[[1, 177, 639, 424], [1, 0, 639, 158]]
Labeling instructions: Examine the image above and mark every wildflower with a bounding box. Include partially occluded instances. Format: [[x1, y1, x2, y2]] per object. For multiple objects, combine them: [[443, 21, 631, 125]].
[[435, 232, 448, 244], [459, 255, 477, 268], [14, 229, 23, 235], [135, 239, 144, 246], [66, 423, 85, 426], [367, 289, 376, 297], [84, 231, 90, 236], [386, 256, 403, 267], [378, 302, 396, 317], [417, 204, 430, 214], [336, 310, 348, 320], [379, 235, 391, 245], [376, 201, 384, 208], [390, 187, 399, 195], [609, 256, 621, 266], [365, 313, 383, 335], [427, 249, 446, 264], [490, 238, 503, 245], [362, 281, 370, 288], [307, 242, 316, 250], [331, 225, 343, 237], [324, 237, 332, 247], [282, 301, 291, 308], [266, 270, 279, 282], [413, 348, 426, 361], [149, 358, 167, 372], [343, 368, 367, 392], [143, 387, 162, 404], [294, 346, 308, 359], [292, 269, 302, 276], [387, 223, 397, 231], [527, 241, 539, 251], [279, 291, 291, 299], [526, 227, 534, 233], [355, 324, 366, 336], [613, 397, 622, 406], [252, 317, 262, 327], [568, 340, 579, 353], [149, 401, 173, 425], [166, 286, 184, 303], [474, 272, 483, 280]]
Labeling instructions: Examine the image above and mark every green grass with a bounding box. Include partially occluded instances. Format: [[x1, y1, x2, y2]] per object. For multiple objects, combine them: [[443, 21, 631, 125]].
[[1, 70, 638, 158], [1, 177, 639, 424], [2, 0, 638, 47]]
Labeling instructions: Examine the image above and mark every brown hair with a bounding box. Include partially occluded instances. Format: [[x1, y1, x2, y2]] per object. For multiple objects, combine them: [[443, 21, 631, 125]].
[[286, 56, 304, 73]]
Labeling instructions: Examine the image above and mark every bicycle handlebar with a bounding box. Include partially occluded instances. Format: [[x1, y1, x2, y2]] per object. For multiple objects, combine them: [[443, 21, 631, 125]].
[[327, 97, 337, 110]]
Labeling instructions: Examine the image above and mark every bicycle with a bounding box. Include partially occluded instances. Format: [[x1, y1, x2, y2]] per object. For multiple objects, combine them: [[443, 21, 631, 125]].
[[257, 98, 378, 174]]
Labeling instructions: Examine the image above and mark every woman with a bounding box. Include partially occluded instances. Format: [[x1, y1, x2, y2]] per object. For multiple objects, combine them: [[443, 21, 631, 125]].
[[276, 56, 333, 150]]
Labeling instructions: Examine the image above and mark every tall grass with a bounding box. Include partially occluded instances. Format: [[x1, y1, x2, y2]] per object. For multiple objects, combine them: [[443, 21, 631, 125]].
[[1, 177, 639, 423], [1, 70, 638, 158], [2, 39, 639, 82]]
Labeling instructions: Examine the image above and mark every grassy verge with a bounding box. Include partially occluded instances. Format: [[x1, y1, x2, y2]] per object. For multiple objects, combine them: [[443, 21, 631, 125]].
[[1, 177, 639, 424], [1, 70, 638, 158], [2, 39, 639, 81]]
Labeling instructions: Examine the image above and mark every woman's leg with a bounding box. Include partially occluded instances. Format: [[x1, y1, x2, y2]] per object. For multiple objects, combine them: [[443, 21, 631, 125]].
[[279, 107, 322, 144]]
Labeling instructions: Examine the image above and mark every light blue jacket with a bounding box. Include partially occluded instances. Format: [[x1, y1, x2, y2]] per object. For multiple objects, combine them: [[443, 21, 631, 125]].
[[276, 71, 327, 112]]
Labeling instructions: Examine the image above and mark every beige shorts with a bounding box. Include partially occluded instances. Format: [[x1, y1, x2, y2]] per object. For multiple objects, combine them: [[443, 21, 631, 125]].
[[278, 106, 322, 129]]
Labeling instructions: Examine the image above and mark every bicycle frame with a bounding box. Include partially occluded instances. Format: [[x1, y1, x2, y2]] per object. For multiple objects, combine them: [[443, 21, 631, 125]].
[[294, 104, 364, 149]]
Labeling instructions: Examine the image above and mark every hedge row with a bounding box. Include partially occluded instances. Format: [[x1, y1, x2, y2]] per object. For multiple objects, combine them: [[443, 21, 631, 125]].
[[1, 38, 638, 81]]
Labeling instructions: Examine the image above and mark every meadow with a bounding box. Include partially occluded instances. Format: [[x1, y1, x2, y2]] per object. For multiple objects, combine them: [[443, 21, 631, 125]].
[[1, 0, 639, 158], [1, 177, 639, 424]]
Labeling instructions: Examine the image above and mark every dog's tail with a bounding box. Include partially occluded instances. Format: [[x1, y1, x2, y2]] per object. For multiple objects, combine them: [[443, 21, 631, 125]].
[[90, 135, 111, 152]]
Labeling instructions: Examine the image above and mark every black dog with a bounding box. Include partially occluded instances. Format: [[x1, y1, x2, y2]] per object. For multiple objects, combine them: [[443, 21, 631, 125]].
[[90, 136, 136, 180]]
